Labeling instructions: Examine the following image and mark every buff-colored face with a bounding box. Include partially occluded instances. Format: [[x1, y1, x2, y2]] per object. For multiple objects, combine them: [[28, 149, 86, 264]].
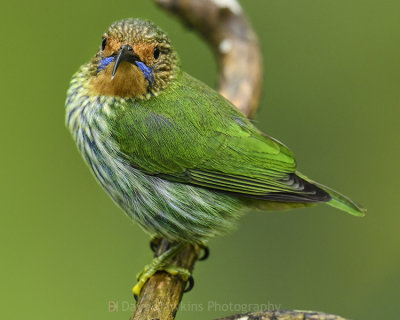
[[89, 19, 179, 99]]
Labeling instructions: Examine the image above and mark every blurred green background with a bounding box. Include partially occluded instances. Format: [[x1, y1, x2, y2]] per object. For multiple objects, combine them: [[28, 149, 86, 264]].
[[1, 0, 399, 319]]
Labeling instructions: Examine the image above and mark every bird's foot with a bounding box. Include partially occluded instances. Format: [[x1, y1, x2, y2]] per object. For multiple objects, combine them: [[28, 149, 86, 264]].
[[133, 242, 190, 297]]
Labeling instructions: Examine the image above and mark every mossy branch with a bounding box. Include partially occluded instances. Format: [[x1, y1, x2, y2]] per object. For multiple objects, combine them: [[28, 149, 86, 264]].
[[216, 310, 347, 320], [131, 1, 347, 320]]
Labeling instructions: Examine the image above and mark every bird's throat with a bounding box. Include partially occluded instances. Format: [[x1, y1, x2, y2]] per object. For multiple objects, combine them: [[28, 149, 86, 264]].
[[90, 62, 148, 98]]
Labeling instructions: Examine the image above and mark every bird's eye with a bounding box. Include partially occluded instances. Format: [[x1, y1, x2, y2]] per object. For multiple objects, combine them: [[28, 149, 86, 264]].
[[101, 38, 107, 51], [154, 45, 160, 60]]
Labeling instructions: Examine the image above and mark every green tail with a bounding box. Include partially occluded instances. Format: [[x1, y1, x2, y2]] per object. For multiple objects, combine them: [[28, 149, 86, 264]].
[[297, 172, 366, 217]]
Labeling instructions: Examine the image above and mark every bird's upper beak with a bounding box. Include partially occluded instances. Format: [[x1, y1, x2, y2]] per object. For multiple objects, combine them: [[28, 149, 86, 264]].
[[112, 44, 141, 79]]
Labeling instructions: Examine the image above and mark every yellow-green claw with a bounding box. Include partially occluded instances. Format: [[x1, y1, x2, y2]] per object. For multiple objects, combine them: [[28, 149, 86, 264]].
[[133, 277, 147, 297], [132, 265, 191, 296], [132, 242, 189, 297], [163, 265, 191, 280]]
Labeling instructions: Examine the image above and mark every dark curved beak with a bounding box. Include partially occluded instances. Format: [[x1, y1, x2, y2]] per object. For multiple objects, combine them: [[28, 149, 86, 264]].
[[112, 44, 141, 80]]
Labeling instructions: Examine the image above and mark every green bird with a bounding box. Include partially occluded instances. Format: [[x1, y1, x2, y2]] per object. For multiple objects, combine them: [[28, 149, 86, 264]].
[[66, 18, 365, 296]]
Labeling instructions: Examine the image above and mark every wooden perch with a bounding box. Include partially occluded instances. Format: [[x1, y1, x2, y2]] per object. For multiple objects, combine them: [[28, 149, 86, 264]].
[[131, 239, 200, 320], [131, 1, 348, 320]]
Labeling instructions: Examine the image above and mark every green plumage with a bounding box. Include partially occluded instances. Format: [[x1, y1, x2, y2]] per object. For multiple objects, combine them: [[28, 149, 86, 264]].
[[66, 18, 365, 244], [112, 73, 295, 187]]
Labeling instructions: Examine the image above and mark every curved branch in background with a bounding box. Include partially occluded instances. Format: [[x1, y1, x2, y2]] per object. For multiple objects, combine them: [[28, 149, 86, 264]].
[[156, 0, 263, 118], [131, 1, 348, 320]]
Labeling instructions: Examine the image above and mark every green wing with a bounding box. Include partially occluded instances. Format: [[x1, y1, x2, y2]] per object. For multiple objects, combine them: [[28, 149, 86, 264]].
[[109, 72, 328, 202]]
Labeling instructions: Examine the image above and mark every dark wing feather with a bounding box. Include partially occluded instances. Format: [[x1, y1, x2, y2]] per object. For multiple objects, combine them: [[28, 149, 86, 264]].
[[184, 171, 331, 202]]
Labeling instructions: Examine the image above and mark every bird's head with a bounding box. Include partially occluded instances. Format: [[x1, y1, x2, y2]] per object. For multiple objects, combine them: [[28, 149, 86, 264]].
[[88, 19, 179, 99]]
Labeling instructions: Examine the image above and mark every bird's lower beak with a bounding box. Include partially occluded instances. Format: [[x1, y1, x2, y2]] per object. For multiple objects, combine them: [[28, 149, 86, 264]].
[[112, 44, 141, 79]]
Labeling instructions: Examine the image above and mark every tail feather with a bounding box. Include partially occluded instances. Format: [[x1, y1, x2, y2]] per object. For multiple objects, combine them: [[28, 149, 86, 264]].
[[297, 172, 366, 217]]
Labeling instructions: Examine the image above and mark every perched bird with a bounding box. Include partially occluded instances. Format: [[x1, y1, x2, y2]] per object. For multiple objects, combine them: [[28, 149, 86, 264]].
[[65, 18, 365, 295]]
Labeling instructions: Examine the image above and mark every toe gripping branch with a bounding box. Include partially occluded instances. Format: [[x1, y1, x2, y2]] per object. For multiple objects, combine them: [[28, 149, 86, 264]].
[[134, 239, 207, 301], [134, 238, 209, 298]]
